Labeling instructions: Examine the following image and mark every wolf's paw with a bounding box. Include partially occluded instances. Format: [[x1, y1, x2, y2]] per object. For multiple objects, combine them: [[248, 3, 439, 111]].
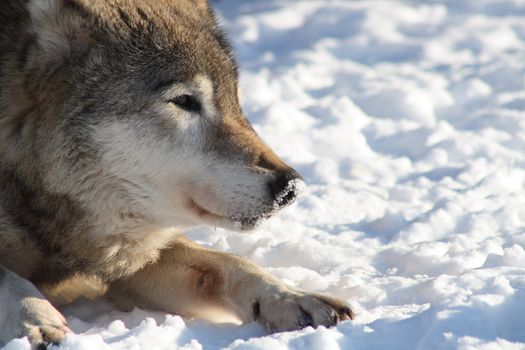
[[253, 290, 354, 333], [27, 324, 69, 350], [20, 297, 70, 349]]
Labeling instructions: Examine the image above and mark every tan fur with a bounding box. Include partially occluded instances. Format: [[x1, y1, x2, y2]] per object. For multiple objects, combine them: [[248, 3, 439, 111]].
[[41, 275, 107, 306], [106, 236, 353, 331]]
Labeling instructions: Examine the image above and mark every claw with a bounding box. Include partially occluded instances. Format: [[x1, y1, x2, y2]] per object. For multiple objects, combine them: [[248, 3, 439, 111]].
[[328, 309, 339, 326], [338, 306, 355, 321], [298, 306, 314, 328], [252, 300, 261, 321]]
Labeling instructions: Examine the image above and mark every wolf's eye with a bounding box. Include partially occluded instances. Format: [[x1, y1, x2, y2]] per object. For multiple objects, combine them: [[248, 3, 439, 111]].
[[169, 94, 201, 112]]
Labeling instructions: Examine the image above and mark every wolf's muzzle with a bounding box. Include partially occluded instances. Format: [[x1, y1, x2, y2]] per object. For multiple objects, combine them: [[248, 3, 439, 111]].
[[269, 169, 304, 208]]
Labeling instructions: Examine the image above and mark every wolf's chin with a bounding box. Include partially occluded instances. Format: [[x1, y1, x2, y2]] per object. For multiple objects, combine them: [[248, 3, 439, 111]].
[[187, 198, 274, 232], [228, 214, 271, 232], [210, 212, 273, 232]]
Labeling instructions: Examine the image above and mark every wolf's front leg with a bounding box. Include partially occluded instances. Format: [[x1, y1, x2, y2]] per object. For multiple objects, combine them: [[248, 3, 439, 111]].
[[0, 266, 70, 348], [107, 236, 353, 332]]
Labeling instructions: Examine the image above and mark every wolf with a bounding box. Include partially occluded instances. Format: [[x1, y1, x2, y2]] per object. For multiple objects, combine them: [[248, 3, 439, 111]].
[[0, 0, 354, 347]]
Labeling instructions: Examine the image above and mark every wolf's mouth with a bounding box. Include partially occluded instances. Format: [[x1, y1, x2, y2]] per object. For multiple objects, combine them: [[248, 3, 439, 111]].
[[188, 199, 238, 225], [188, 199, 218, 219]]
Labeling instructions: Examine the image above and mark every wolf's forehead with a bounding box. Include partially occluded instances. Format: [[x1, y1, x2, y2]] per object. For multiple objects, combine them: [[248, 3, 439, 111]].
[[79, 0, 221, 44], [77, 0, 209, 22], [85, 1, 237, 82]]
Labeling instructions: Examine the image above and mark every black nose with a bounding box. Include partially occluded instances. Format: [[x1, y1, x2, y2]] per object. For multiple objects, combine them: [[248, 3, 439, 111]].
[[269, 169, 304, 208]]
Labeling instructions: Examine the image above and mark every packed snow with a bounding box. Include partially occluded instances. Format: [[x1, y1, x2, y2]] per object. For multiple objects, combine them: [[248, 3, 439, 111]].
[[4, 0, 525, 349]]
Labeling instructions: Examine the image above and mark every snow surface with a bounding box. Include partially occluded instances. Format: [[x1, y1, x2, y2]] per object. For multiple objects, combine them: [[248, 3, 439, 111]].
[[4, 0, 525, 349]]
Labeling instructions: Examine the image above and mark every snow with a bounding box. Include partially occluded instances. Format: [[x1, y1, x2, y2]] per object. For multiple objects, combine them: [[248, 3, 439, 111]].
[[4, 0, 525, 349]]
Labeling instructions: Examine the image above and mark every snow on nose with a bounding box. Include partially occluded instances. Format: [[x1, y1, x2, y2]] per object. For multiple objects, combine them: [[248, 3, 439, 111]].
[[269, 170, 305, 208]]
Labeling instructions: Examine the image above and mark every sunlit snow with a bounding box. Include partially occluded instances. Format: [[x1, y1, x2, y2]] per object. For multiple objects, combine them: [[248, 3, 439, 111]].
[[4, 0, 525, 349]]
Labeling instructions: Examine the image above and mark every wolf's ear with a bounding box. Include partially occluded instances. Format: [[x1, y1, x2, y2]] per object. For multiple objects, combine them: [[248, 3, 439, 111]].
[[28, 0, 91, 61]]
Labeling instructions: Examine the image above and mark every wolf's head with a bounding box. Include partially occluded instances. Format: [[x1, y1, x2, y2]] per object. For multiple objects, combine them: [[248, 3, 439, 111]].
[[17, 0, 303, 233]]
